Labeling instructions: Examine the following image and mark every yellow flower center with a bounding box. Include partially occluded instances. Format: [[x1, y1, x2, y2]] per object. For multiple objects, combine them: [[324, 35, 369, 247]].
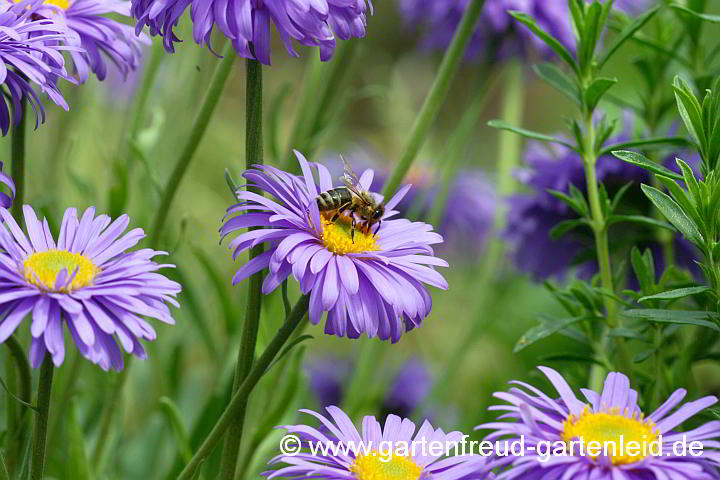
[[43, 0, 71, 9], [321, 216, 379, 255], [350, 451, 423, 480], [562, 407, 658, 465], [24, 250, 98, 292]]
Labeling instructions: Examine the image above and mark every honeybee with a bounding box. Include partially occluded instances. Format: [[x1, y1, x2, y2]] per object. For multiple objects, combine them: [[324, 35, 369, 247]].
[[315, 158, 385, 241]]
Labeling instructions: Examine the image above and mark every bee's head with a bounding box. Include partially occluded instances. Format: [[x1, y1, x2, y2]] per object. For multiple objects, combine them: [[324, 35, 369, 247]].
[[372, 204, 385, 220]]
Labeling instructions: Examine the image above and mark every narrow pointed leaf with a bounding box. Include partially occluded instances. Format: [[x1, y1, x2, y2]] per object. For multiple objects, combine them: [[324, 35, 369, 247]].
[[639, 286, 710, 302], [488, 120, 577, 149], [641, 184, 703, 246], [612, 150, 683, 180], [532, 63, 580, 104], [599, 6, 661, 67], [623, 309, 720, 331], [509, 11, 579, 72], [585, 77, 617, 111]]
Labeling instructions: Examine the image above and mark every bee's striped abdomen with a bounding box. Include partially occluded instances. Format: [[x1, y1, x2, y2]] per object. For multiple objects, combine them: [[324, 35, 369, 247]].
[[316, 187, 352, 211]]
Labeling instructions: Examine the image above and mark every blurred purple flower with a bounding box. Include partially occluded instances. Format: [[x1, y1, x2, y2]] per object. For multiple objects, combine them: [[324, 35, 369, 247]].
[[382, 357, 432, 419], [132, 0, 371, 64], [36, 0, 148, 83], [506, 118, 700, 281], [0, 206, 181, 370], [307, 356, 432, 418], [0, 0, 74, 134], [398, 0, 652, 61], [306, 356, 352, 408]]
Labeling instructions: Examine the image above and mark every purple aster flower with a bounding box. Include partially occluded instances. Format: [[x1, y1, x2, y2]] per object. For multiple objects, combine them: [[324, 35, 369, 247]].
[[132, 0, 371, 64], [268, 406, 483, 480], [382, 358, 432, 419], [0, 0, 74, 135], [35, 0, 149, 83], [0, 206, 181, 370], [221, 151, 448, 343], [506, 118, 701, 281], [477, 366, 720, 479], [398, 0, 651, 61]]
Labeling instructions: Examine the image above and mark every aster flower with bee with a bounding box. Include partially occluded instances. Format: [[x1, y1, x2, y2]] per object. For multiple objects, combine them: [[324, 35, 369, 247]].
[[221, 151, 448, 343]]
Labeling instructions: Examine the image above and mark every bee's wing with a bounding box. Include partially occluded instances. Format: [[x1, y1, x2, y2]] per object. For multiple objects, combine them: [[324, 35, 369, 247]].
[[340, 156, 362, 186]]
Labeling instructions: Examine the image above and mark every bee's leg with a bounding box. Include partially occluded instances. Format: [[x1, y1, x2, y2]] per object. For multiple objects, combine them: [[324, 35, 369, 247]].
[[373, 220, 381, 237], [351, 217, 356, 242]]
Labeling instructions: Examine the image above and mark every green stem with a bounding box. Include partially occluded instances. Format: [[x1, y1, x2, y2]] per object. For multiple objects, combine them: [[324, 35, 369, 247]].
[[11, 95, 26, 221], [149, 42, 236, 249], [217, 58, 265, 480], [283, 41, 358, 171], [30, 355, 54, 480], [5, 336, 32, 476], [382, 0, 488, 198], [129, 39, 165, 143], [582, 114, 633, 388], [176, 295, 310, 480], [91, 365, 129, 471]]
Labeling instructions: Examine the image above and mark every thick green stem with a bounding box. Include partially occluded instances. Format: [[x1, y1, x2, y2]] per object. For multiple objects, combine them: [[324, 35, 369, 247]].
[[217, 58, 264, 480], [149, 43, 236, 248], [176, 295, 310, 480], [382, 0, 488, 198], [11, 95, 26, 221], [30, 355, 54, 480]]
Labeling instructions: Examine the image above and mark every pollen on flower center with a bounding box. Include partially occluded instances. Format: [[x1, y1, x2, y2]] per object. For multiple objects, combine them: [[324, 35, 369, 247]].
[[321, 216, 379, 255], [562, 407, 658, 465], [24, 250, 98, 292], [350, 451, 423, 480], [43, 0, 71, 9]]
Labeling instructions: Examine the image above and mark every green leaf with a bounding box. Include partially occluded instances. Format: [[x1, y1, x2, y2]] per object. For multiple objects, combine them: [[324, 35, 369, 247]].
[[606, 215, 673, 231], [0, 376, 37, 412], [514, 316, 583, 353], [640, 184, 704, 246], [600, 137, 692, 156], [676, 158, 701, 202], [66, 400, 91, 480], [537, 353, 603, 365], [0, 452, 8, 480], [550, 219, 588, 239], [623, 309, 720, 331], [159, 397, 194, 463], [670, 4, 720, 23], [579, 2, 603, 69], [633, 348, 656, 363], [630, 246, 654, 294], [599, 6, 661, 67], [655, 176, 700, 224], [487, 120, 577, 149], [673, 76, 708, 151], [585, 77, 617, 111], [509, 11, 579, 72], [607, 327, 648, 340], [611, 151, 684, 181], [532, 63, 580, 104], [638, 286, 711, 302]]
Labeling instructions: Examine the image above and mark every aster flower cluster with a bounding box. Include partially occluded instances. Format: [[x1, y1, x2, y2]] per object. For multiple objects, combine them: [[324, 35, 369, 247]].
[[0, 205, 181, 370], [397, 0, 652, 61], [132, 0, 372, 64], [222, 152, 448, 343]]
